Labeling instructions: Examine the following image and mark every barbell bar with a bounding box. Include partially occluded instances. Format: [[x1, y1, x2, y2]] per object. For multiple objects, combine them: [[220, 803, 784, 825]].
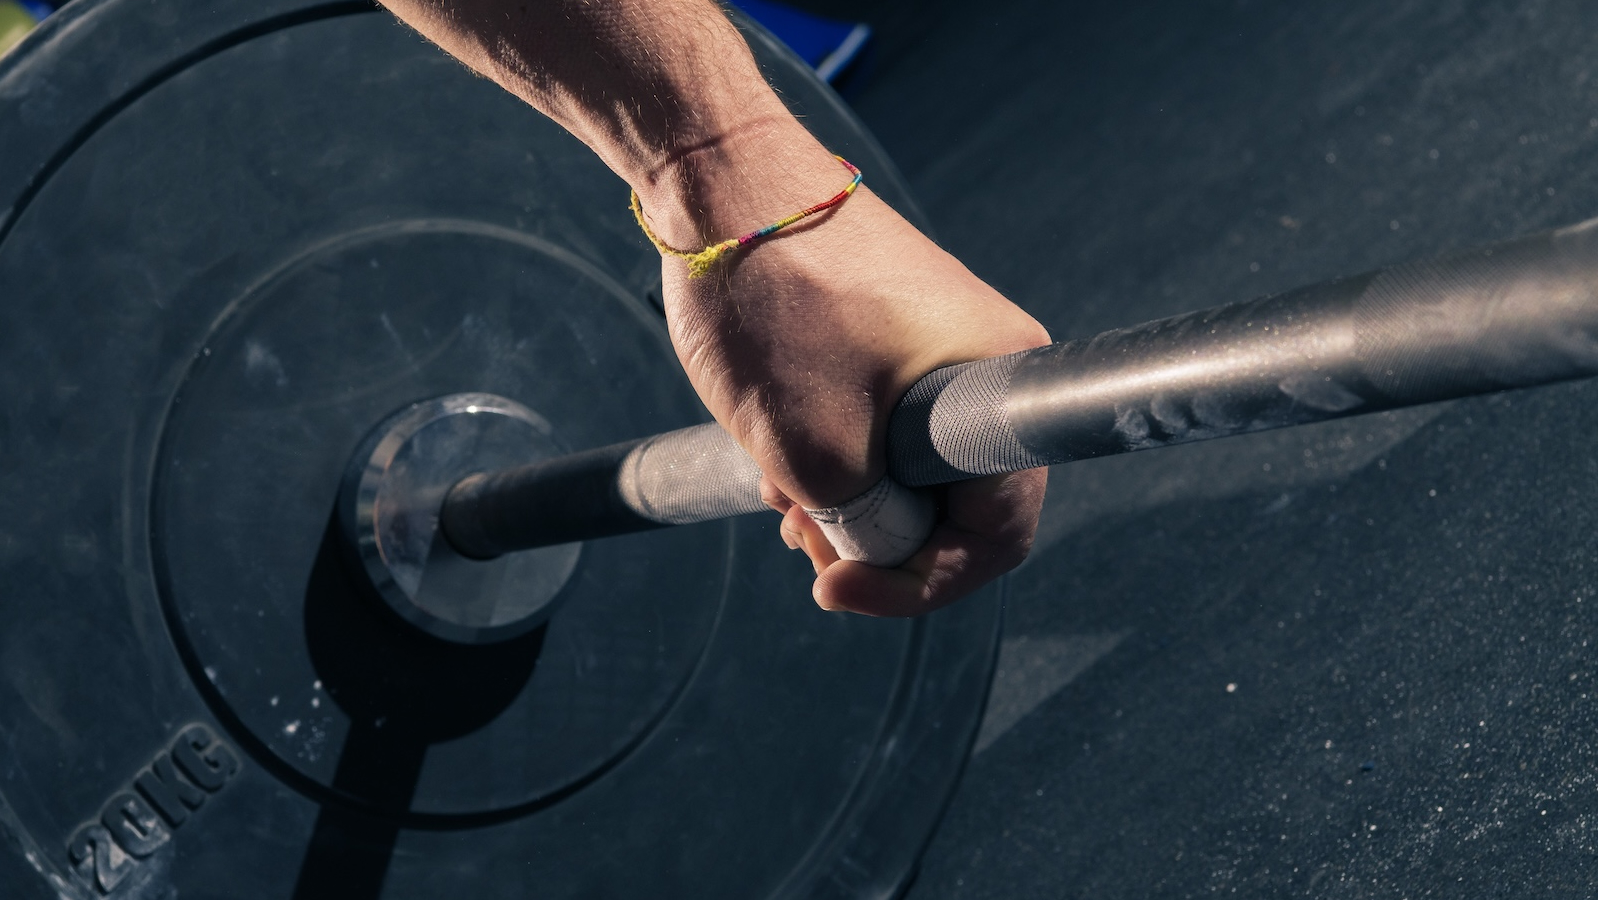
[[429, 217, 1598, 563]]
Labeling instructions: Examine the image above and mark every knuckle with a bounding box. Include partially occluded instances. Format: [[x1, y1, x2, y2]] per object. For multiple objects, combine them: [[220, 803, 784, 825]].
[[1018, 317, 1052, 348]]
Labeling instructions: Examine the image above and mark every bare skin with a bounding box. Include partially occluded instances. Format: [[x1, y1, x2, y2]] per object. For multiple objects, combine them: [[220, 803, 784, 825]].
[[378, 0, 1050, 615]]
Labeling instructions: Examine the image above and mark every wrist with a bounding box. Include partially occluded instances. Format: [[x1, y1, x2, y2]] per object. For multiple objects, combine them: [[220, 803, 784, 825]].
[[629, 123, 858, 253]]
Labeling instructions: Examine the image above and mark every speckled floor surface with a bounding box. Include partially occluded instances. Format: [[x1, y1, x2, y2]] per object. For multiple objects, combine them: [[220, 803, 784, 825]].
[[792, 1, 1598, 895]]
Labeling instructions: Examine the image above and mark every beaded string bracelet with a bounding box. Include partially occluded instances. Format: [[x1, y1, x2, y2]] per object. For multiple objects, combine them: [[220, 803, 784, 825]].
[[630, 156, 863, 278]]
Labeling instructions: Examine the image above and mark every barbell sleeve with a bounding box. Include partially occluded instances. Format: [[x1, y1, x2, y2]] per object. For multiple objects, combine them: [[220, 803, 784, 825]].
[[442, 424, 767, 560], [442, 217, 1598, 560]]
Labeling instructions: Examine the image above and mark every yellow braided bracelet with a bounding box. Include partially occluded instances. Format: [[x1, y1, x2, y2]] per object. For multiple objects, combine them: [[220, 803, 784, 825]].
[[630, 156, 863, 278]]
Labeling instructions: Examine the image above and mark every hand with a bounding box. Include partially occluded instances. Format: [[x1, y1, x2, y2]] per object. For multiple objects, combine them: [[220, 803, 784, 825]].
[[374, 0, 1048, 614], [643, 130, 1051, 616]]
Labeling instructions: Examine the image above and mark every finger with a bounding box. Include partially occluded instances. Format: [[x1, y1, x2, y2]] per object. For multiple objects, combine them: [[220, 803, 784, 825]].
[[781, 503, 841, 577], [813, 468, 1047, 616], [760, 475, 796, 514]]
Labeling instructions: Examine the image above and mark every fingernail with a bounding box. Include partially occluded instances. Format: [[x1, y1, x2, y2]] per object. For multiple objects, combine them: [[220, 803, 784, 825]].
[[780, 528, 799, 550]]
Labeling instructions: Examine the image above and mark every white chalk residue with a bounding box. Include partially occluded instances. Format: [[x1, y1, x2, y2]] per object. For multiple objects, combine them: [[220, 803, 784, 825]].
[[1025, 405, 1444, 564], [243, 339, 289, 388]]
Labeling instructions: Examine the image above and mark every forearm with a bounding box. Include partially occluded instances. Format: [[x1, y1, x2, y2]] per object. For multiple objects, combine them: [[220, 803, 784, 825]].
[[379, 0, 845, 247]]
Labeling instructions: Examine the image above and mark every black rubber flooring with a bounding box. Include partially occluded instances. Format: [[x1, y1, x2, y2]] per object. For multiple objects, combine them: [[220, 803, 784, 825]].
[[789, 0, 1598, 896]]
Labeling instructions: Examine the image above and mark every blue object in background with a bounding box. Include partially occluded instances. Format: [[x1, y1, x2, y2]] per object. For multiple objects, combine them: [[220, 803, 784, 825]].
[[729, 0, 871, 85]]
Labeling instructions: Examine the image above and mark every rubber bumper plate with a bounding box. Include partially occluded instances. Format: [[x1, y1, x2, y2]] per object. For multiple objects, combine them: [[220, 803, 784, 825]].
[[0, 2, 1002, 898]]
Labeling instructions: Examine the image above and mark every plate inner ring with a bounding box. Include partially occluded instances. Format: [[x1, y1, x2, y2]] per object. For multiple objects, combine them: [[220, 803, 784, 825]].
[[151, 220, 727, 820]]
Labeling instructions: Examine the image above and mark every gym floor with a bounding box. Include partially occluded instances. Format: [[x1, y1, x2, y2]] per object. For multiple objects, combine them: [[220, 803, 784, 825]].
[[788, 0, 1598, 896]]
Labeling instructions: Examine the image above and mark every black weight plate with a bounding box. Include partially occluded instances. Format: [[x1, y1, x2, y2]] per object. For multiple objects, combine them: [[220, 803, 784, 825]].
[[0, 3, 1000, 898]]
